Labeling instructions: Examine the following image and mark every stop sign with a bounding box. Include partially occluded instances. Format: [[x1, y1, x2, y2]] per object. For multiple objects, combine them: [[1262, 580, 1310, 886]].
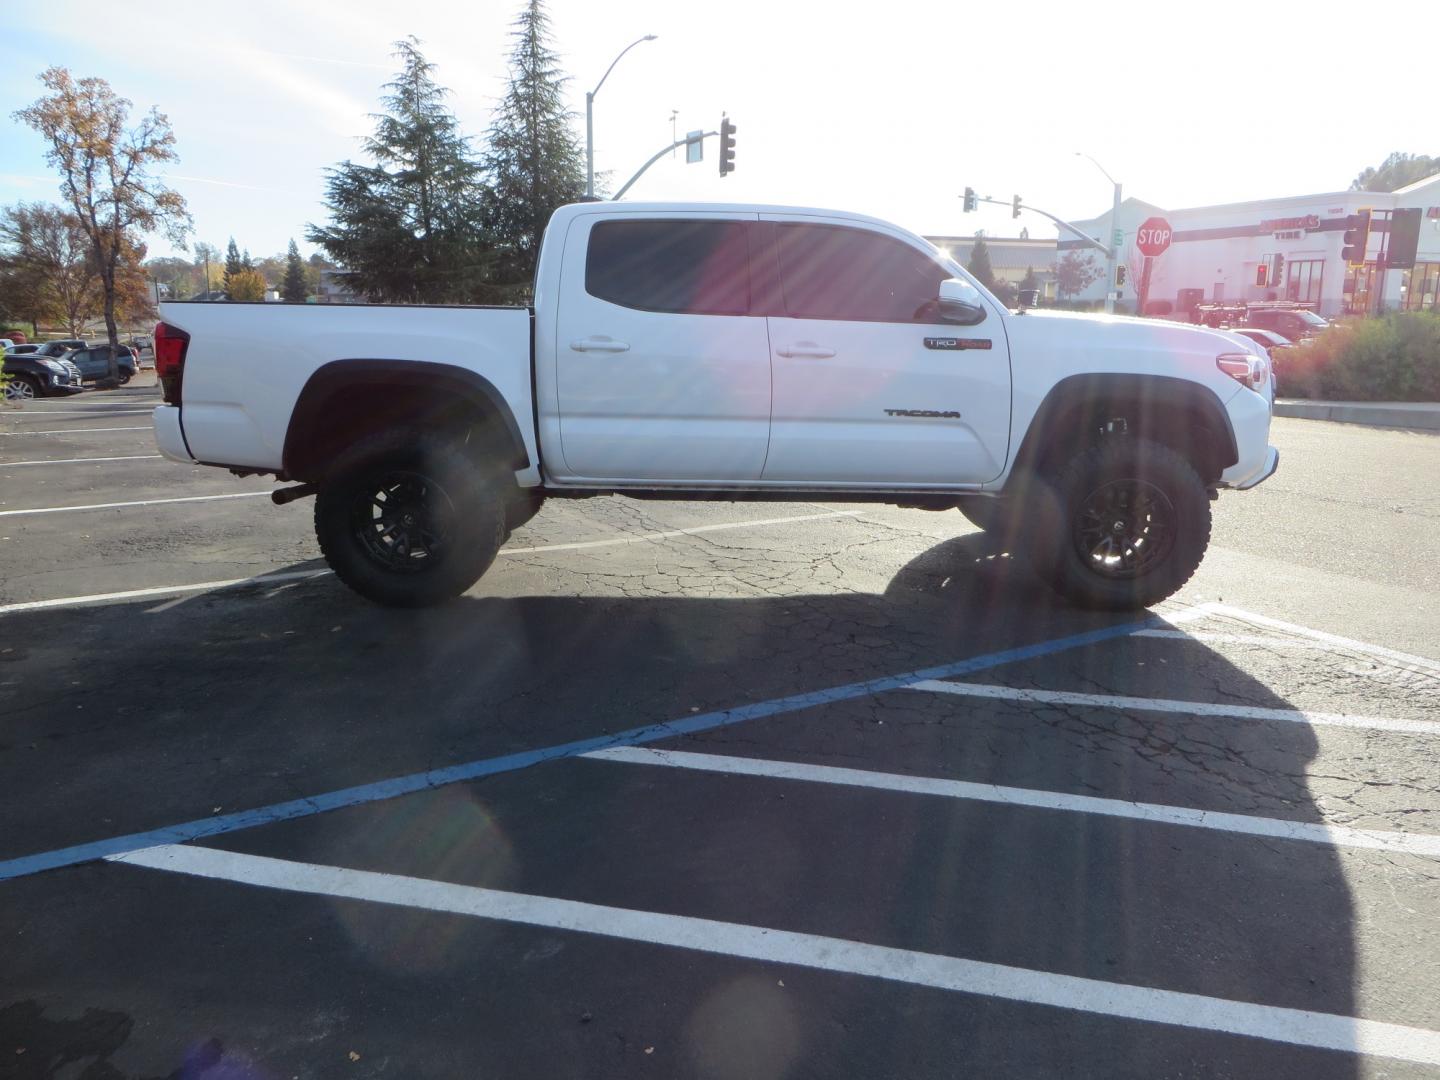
[[1136, 217, 1173, 258]]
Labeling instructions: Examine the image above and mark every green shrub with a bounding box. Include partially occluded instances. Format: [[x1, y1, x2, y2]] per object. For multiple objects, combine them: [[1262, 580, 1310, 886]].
[[1283, 311, 1440, 401]]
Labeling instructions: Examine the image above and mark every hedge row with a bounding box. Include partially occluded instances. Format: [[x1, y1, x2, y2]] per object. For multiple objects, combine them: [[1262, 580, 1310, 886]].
[[1281, 311, 1440, 402]]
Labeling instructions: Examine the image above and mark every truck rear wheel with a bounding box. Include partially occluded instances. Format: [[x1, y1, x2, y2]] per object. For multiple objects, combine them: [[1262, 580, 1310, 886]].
[[1027, 437, 1210, 611], [313, 433, 506, 608]]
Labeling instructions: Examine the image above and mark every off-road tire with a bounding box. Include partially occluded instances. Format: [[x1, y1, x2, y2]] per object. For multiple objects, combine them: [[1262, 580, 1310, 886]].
[[1027, 437, 1211, 611], [313, 431, 507, 608], [956, 496, 1013, 536], [504, 490, 546, 535]]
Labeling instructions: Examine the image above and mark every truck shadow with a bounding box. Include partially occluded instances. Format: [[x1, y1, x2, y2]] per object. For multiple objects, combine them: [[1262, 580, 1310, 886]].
[[0, 530, 1363, 1078]]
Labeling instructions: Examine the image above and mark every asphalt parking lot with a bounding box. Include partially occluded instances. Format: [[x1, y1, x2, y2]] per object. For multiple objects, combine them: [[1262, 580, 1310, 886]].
[[2, 377, 1439, 1079]]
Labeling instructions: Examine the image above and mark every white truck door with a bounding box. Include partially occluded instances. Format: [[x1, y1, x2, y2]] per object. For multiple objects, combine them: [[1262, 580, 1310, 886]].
[[759, 218, 1012, 486], [552, 213, 771, 482]]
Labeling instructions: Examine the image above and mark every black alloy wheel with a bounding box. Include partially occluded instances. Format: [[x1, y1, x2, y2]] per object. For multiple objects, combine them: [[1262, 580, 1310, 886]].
[[1071, 478, 1177, 580], [350, 469, 457, 574], [313, 432, 508, 607], [1027, 436, 1211, 610]]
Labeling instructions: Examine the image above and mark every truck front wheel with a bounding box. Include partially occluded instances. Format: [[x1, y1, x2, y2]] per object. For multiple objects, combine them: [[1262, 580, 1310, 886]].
[[313, 433, 506, 608], [1028, 437, 1211, 611]]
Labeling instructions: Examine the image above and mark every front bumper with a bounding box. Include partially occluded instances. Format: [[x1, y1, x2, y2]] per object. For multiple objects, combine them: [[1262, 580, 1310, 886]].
[[1230, 446, 1279, 490], [1217, 387, 1278, 490]]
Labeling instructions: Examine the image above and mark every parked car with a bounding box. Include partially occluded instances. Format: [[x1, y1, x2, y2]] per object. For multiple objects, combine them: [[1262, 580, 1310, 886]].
[[154, 199, 1278, 612], [5, 343, 41, 355], [128, 335, 155, 368], [3, 351, 84, 400], [0, 339, 14, 352], [36, 339, 86, 357], [1230, 327, 1297, 393], [1245, 308, 1329, 340], [68, 344, 139, 385]]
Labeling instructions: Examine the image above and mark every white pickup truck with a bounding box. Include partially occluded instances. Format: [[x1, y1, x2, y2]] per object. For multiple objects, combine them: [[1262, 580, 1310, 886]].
[[151, 201, 1277, 609]]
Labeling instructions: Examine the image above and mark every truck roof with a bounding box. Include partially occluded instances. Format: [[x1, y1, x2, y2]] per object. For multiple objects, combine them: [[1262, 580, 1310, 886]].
[[557, 200, 914, 236]]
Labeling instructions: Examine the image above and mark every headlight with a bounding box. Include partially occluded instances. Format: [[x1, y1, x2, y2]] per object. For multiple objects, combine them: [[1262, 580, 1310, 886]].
[[1216, 352, 1268, 391], [42, 359, 66, 373]]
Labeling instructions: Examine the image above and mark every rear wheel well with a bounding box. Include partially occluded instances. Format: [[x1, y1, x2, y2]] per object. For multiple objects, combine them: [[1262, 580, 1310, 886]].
[[283, 362, 528, 484]]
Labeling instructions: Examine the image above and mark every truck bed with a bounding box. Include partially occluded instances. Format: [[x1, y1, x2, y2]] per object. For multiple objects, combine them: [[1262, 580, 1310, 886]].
[[155, 301, 535, 474]]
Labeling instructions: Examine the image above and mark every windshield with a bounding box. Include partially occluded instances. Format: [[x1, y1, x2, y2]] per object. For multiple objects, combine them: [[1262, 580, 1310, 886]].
[[1298, 311, 1328, 327]]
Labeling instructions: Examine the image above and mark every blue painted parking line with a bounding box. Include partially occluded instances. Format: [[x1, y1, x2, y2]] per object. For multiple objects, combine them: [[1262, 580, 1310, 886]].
[[0, 616, 1158, 882]]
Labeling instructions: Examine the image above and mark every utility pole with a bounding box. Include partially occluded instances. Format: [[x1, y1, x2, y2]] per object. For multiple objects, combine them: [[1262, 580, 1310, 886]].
[[1076, 153, 1123, 314]]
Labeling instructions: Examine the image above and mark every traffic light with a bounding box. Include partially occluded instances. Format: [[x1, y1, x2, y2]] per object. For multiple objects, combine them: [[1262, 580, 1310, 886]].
[[1341, 210, 1371, 265], [1115, 265, 1127, 288], [1011, 194, 1022, 219], [962, 187, 977, 213], [1388, 207, 1423, 270], [1271, 254, 1284, 287], [718, 116, 736, 178], [1256, 264, 1268, 287]]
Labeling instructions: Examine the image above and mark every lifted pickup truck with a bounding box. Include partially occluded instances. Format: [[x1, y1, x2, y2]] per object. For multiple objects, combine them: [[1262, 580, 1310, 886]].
[[151, 201, 1277, 609]]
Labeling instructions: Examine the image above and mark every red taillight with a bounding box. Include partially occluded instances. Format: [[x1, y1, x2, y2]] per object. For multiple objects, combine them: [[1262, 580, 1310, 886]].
[[154, 321, 190, 405]]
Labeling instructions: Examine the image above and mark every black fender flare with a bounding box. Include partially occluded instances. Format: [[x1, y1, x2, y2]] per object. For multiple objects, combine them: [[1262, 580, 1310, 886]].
[[282, 358, 529, 478], [1009, 373, 1238, 482]]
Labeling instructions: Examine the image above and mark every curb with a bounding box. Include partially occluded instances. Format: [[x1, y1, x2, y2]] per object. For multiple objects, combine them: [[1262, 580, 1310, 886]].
[[1273, 400, 1440, 432]]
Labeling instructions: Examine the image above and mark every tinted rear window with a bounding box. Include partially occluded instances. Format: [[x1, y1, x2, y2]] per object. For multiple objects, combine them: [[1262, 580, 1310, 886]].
[[585, 219, 751, 316]]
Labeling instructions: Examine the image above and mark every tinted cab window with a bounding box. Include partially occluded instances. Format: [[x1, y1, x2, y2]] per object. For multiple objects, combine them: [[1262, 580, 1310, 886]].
[[776, 224, 951, 323], [586, 219, 751, 315]]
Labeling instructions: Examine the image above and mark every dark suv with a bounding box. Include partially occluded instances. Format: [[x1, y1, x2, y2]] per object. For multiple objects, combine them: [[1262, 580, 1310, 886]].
[[68, 344, 139, 385], [3, 351, 84, 400]]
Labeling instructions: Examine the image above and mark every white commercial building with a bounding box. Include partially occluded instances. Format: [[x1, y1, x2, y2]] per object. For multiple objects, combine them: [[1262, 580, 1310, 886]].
[[1057, 172, 1440, 319]]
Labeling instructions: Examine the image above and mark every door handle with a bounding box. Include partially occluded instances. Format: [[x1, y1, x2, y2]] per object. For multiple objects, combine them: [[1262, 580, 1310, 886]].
[[570, 337, 630, 353], [776, 342, 837, 359]]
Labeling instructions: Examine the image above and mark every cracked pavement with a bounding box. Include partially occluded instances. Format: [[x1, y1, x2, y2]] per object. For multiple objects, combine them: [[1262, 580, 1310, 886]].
[[2, 383, 1439, 1079]]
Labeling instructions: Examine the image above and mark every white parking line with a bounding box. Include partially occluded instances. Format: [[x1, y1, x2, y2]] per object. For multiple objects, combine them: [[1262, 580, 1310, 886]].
[[0, 454, 164, 467], [0, 511, 863, 614], [586, 747, 1440, 858], [0, 426, 151, 435], [0, 570, 332, 616], [109, 844, 1440, 1066], [0, 490, 271, 518], [1135, 630, 1356, 649], [501, 510, 863, 555], [907, 680, 1440, 736], [1, 410, 153, 418], [1204, 603, 1440, 677]]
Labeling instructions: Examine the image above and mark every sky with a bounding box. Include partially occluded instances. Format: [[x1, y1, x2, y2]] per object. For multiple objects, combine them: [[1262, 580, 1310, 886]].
[[1, 0, 1432, 264]]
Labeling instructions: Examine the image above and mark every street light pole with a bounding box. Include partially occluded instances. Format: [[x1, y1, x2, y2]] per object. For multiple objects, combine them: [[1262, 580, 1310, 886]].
[[586, 34, 657, 199], [1076, 152, 1122, 315]]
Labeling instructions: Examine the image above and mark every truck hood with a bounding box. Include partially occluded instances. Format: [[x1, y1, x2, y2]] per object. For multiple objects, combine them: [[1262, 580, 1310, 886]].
[[1000, 308, 1263, 403], [1010, 308, 1265, 358], [1016, 308, 1256, 349]]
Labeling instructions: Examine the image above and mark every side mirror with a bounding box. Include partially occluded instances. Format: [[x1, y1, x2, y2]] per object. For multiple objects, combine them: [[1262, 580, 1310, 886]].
[[937, 278, 987, 326], [1017, 288, 1040, 309]]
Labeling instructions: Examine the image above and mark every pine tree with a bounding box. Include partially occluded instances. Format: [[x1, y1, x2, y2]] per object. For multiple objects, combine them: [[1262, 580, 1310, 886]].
[[281, 239, 308, 302], [966, 233, 996, 292], [484, 0, 586, 296], [307, 38, 490, 303], [222, 237, 243, 293]]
